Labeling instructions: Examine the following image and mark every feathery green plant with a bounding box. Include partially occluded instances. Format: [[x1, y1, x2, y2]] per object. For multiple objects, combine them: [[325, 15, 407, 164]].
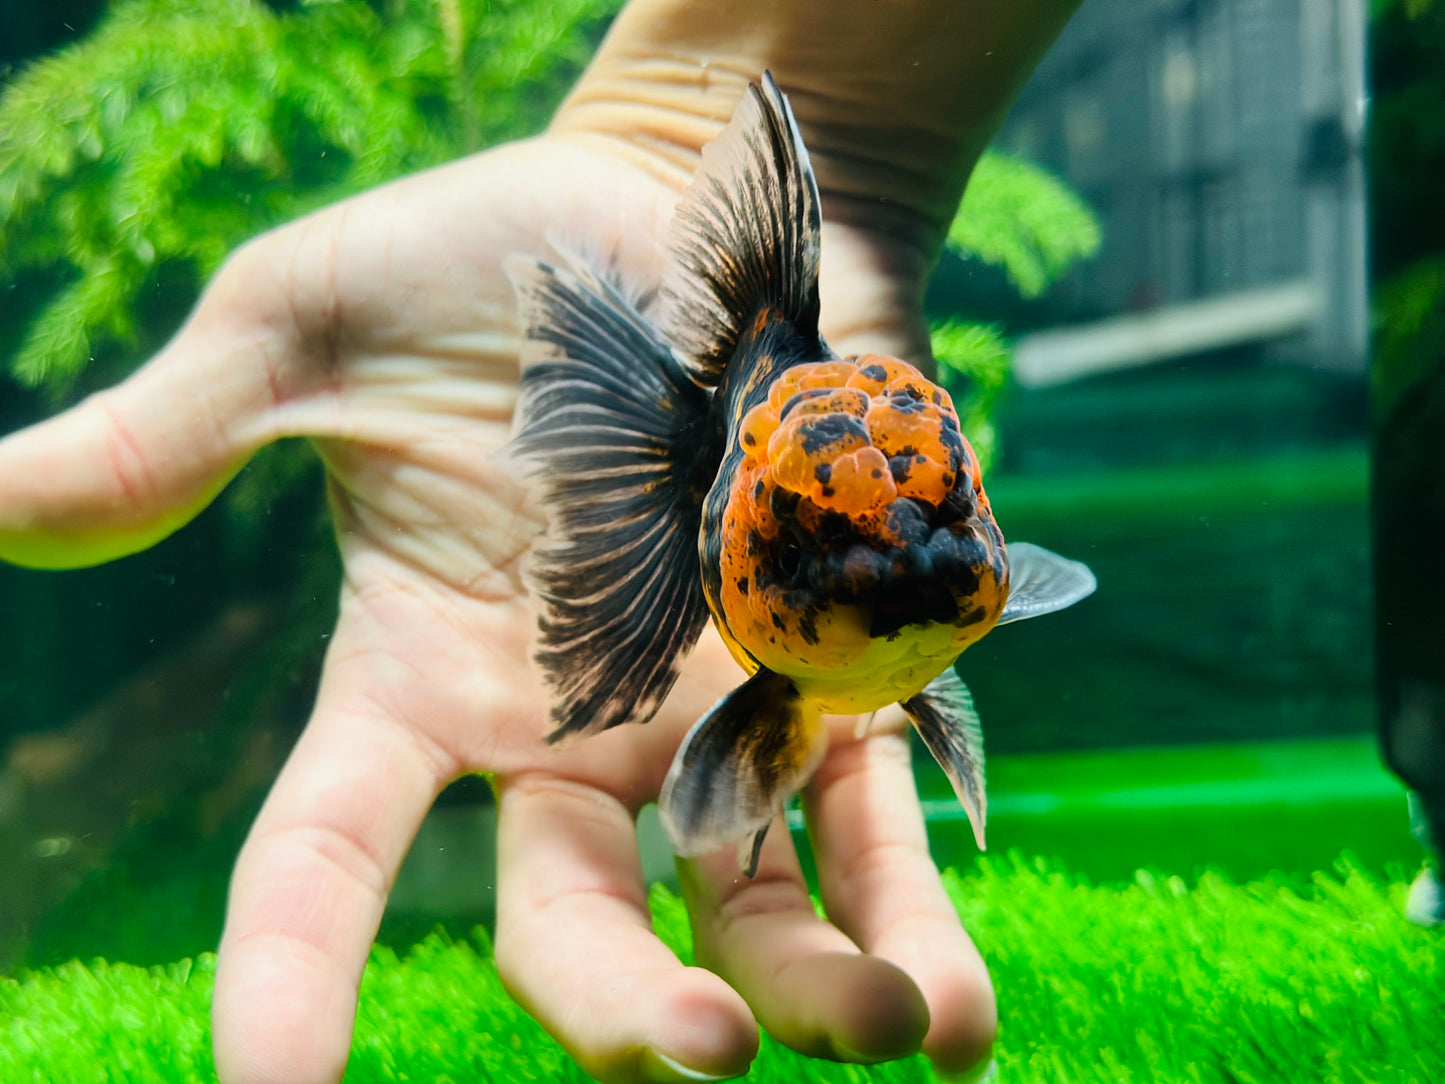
[[947, 151, 1102, 301], [1372, 255, 1445, 421], [0, 0, 617, 396], [930, 318, 1010, 471]]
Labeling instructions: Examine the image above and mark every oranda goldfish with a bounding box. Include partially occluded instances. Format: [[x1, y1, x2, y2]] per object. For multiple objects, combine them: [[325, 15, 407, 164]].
[[509, 73, 1095, 876]]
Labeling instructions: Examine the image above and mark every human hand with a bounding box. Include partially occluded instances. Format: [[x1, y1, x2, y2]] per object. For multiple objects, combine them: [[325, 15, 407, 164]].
[[0, 4, 1080, 1081]]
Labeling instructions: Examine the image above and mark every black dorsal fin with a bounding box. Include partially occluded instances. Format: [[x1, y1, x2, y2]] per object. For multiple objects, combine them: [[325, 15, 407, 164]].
[[664, 71, 822, 387], [659, 667, 826, 876], [508, 253, 714, 742]]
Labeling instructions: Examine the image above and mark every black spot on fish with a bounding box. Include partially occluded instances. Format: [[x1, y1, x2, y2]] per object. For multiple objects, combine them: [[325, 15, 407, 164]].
[[939, 419, 966, 472], [860, 363, 887, 381], [770, 485, 801, 520], [746, 529, 765, 556], [736, 577, 750, 595], [743, 431, 756, 447], [821, 485, 835, 497], [923, 526, 985, 593], [938, 487, 976, 525], [905, 546, 935, 579], [799, 413, 869, 455], [869, 583, 958, 638], [890, 392, 926, 411], [814, 462, 832, 484], [753, 478, 766, 501], [781, 386, 833, 420], [798, 611, 820, 645], [841, 547, 886, 594], [956, 605, 986, 627], [889, 456, 913, 484], [771, 611, 787, 630], [885, 499, 930, 545]]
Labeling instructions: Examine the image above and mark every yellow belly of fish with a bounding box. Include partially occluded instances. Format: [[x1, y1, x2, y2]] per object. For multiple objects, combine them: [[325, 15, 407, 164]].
[[712, 600, 995, 714]]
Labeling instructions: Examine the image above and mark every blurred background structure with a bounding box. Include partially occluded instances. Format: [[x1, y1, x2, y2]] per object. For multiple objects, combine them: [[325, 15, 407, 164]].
[[999, 0, 1368, 381], [930, 0, 1373, 754]]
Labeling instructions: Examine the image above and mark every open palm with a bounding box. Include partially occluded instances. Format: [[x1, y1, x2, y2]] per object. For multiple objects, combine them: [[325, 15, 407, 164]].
[[0, 131, 994, 1084]]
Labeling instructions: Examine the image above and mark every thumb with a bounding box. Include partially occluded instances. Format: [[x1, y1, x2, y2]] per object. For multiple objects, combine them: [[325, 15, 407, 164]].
[[0, 239, 311, 570]]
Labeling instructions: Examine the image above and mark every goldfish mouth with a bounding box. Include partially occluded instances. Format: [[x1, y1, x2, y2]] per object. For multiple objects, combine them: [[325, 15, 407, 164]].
[[867, 580, 963, 638], [756, 490, 996, 640]]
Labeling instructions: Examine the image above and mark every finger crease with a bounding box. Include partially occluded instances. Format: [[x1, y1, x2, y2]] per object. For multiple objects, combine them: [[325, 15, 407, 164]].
[[259, 819, 393, 903], [714, 877, 816, 934], [833, 838, 929, 889], [95, 396, 157, 508]]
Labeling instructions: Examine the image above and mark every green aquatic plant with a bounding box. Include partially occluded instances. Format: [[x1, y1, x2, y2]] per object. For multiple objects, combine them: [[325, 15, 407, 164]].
[[1371, 255, 1445, 422], [3, 859, 1439, 1083], [0, 0, 617, 396], [948, 150, 1102, 302], [930, 318, 1010, 472]]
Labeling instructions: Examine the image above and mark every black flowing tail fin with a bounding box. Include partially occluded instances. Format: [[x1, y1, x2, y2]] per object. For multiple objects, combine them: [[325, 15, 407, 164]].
[[508, 254, 714, 742], [659, 668, 825, 876], [903, 668, 988, 851], [664, 71, 823, 387]]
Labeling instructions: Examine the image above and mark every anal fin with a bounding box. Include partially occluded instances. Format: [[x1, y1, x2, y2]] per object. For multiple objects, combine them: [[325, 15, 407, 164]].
[[660, 668, 824, 876], [902, 669, 988, 850], [739, 827, 770, 880]]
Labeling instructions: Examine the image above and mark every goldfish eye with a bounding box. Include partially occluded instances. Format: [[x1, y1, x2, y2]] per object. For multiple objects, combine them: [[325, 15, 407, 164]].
[[778, 540, 803, 579]]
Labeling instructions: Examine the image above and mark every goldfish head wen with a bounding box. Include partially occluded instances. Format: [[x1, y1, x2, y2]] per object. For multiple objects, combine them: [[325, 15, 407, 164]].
[[715, 354, 1007, 713]]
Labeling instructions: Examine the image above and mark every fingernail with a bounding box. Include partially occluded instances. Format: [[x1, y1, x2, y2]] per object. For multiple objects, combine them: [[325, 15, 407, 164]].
[[937, 1056, 999, 1084], [640, 1047, 734, 1082]]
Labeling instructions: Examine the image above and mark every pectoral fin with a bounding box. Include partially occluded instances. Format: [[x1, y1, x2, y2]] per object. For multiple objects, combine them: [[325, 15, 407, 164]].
[[997, 541, 1097, 626], [902, 669, 988, 850], [660, 668, 825, 876]]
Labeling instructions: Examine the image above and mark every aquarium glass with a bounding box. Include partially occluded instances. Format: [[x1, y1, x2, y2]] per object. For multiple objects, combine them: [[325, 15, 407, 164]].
[[1, 0, 1441, 1081]]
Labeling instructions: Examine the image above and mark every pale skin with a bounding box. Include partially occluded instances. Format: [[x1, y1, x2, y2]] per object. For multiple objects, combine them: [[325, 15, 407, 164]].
[[0, 2, 1081, 1081]]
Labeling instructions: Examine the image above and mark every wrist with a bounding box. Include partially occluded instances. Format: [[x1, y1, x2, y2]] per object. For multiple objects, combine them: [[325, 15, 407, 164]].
[[551, 0, 1080, 255]]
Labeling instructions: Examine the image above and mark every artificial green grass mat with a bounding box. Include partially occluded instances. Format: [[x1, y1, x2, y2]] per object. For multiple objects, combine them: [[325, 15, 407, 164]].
[[4, 858, 1441, 1083]]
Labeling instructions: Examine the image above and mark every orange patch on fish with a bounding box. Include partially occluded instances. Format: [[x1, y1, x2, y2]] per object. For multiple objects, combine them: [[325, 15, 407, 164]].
[[738, 356, 973, 513]]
